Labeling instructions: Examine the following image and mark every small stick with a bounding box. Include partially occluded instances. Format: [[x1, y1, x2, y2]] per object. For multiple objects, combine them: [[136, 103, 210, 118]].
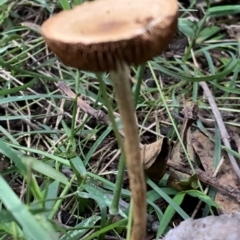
[[58, 82, 126, 137], [167, 160, 240, 202], [58, 82, 110, 125]]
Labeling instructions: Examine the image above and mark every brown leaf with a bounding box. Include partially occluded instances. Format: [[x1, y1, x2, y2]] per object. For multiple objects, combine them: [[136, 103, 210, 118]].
[[191, 130, 215, 175], [141, 137, 170, 181], [192, 130, 240, 214]]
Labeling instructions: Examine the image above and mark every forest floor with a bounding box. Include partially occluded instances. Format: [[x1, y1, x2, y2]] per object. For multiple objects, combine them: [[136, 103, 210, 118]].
[[1, 0, 240, 239]]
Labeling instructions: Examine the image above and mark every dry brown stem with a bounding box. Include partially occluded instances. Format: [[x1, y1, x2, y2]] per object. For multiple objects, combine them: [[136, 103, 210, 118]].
[[167, 160, 240, 202]]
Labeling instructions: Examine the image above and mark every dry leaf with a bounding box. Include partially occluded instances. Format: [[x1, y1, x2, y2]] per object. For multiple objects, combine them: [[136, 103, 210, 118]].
[[192, 130, 240, 214], [191, 130, 215, 175], [141, 137, 170, 181]]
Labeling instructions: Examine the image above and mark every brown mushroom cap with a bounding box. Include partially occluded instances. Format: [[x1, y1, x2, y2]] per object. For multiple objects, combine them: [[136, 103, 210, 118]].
[[41, 0, 178, 72]]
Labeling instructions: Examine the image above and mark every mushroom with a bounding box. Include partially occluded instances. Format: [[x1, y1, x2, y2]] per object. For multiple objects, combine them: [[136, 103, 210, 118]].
[[41, 0, 178, 239]]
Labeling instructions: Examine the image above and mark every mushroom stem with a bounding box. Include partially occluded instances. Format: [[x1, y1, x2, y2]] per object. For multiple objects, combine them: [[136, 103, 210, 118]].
[[110, 62, 146, 240]]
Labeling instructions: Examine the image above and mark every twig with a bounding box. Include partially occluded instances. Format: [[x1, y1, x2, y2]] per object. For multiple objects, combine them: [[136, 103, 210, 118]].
[[58, 82, 110, 125], [167, 160, 240, 202], [58, 82, 126, 137]]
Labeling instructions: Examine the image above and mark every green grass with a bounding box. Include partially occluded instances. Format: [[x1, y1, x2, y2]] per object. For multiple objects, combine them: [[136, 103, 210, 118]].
[[1, 0, 240, 239]]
